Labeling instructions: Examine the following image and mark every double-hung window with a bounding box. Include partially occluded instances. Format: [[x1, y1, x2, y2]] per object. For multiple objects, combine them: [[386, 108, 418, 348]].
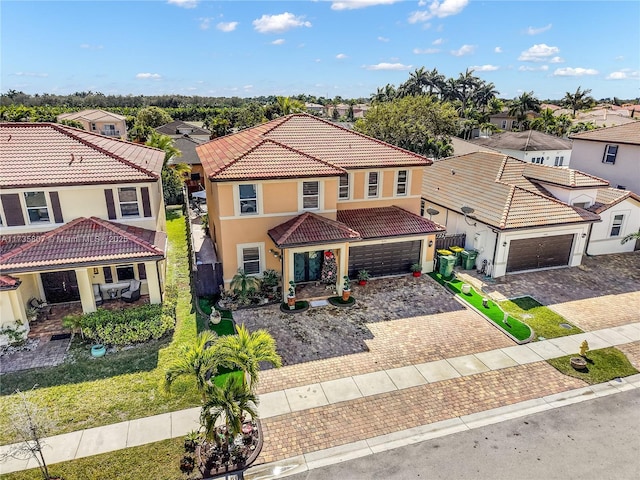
[[118, 187, 139, 217], [302, 181, 319, 209], [602, 145, 618, 164], [396, 170, 408, 196], [239, 184, 257, 214], [338, 175, 350, 200], [24, 191, 50, 223], [554, 156, 564, 166], [367, 172, 379, 198], [241, 246, 260, 274], [610, 214, 624, 237]]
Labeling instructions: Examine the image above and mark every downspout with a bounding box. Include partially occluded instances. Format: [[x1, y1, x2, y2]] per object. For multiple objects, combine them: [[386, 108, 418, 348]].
[[583, 223, 594, 256], [491, 232, 500, 275]]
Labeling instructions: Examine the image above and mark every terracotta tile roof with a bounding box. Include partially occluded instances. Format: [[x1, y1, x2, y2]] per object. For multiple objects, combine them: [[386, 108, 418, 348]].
[[0, 217, 165, 274], [0, 123, 164, 188], [587, 188, 640, 214], [57, 109, 127, 122], [521, 163, 609, 188], [422, 152, 600, 230], [198, 114, 430, 181], [0, 275, 21, 291], [569, 121, 640, 145], [471, 130, 572, 151], [268, 212, 361, 247], [337, 206, 445, 239]]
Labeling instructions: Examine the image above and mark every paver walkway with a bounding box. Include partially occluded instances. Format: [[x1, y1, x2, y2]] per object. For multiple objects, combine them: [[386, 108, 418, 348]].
[[2, 323, 639, 475]]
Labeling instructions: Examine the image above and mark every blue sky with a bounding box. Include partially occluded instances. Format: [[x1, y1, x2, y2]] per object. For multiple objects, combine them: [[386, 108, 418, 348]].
[[2, 1, 639, 101]]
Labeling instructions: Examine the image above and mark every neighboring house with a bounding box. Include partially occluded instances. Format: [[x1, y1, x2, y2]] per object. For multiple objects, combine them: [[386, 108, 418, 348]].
[[569, 122, 640, 193], [450, 136, 498, 156], [585, 188, 640, 255], [304, 103, 325, 116], [470, 130, 573, 167], [197, 113, 444, 292], [155, 121, 211, 192], [488, 111, 538, 132], [0, 123, 167, 340], [327, 103, 370, 119], [421, 152, 608, 278], [57, 109, 128, 139]]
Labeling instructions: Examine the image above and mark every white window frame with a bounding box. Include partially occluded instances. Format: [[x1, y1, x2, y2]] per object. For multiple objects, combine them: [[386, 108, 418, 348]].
[[118, 187, 140, 218], [531, 157, 544, 164], [238, 183, 258, 216], [395, 170, 409, 196], [610, 214, 624, 237], [554, 156, 564, 166], [237, 243, 264, 276], [338, 174, 350, 200], [301, 180, 320, 210], [603, 144, 618, 164], [23, 191, 51, 224], [367, 171, 380, 198]]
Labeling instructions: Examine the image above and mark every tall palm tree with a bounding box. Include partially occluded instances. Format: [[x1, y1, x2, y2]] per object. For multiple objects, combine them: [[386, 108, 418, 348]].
[[146, 131, 191, 178], [530, 108, 556, 134], [216, 325, 282, 390], [563, 86, 594, 117], [425, 68, 445, 97], [276, 96, 305, 115], [508, 91, 541, 128], [164, 331, 220, 401]]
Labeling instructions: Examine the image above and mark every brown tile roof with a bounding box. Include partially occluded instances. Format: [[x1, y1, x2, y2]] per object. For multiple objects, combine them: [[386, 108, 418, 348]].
[[521, 163, 609, 188], [0, 123, 164, 188], [0, 275, 21, 291], [198, 114, 430, 181], [569, 121, 640, 145], [471, 130, 572, 151], [422, 152, 600, 230], [0, 217, 165, 273], [337, 206, 445, 239], [587, 188, 640, 214], [268, 212, 361, 247], [57, 109, 127, 122]]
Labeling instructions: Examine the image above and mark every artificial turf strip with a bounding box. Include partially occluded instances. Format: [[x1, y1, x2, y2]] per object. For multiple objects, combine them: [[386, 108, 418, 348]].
[[209, 319, 236, 337], [547, 347, 638, 384], [500, 296, 582, 340], [429, 272, 532, 342]]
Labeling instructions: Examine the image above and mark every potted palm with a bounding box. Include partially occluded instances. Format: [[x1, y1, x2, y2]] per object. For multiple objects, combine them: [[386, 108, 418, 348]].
[[287, 281, 296, 309], [357, 269, 370, 286], [410, 263, 423, 277], [341, 276, 351, 301]]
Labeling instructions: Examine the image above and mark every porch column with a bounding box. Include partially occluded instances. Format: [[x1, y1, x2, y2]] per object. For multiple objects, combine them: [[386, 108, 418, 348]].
[[74, 268, 96, 313], [145, 261, 162, 304], [421, 236, 434, 273], [337, 245, 349, 293], [9, 289, 27, 324]]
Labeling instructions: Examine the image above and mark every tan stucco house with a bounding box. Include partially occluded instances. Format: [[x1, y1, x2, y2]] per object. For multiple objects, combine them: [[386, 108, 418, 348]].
[[0, 123, 167, 341], [197, 114, 444, 293], [57, 109, 128, 139]]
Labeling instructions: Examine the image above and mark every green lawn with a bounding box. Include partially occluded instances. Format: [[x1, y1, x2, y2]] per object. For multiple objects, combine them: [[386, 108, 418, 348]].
[[429, 272, 532, 342], [547, 347, 638, 384], [0, 207, 203, 445], [499, 296, 582, 340]]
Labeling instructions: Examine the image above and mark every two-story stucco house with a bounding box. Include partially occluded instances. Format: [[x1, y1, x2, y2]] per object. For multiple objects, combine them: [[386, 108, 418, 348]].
[[197, 114, 444, 293], [569, 122, 640, 193], [57, 109, 128, 139], [0, 123, 167, 339], [471, 130, 573, 167]]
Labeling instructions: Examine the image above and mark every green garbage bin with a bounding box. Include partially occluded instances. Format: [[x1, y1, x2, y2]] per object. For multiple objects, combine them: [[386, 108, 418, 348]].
[[439, 255, 456, 278], [461, 250, 478, 270], [449, 246, 464, 266], [435, 249, 452, 272]]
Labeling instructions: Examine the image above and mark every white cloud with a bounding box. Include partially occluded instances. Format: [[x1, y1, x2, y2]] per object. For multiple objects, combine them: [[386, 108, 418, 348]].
[[378, 36, 390, 42], [167, 0, 198, 9], [253, 13, 311, 33], [606, 70, 639, 80], [494, 46, 502, 53], [80, 44, 103, 50], [549, 56, 564, 64], [11, 72, 48, 77], [413, 48, 440, 54], [518, 65, 549, 72], [469, 64, 499, 71], [526, 23, 552, 35], [364, 62, 413, 71], [553, 67, 598, 77], [136, 73, 162, 79], [451, 44, 475, 56], [199, 18, 212, 30], [336, 53, 348, 59], [408, 0, 469, 23], [518, 44, 560, 62], [331, 0, 399, 10], [271, 39, 285, 45], [432, 38, 444, 45], [216, 21, 238, 32]]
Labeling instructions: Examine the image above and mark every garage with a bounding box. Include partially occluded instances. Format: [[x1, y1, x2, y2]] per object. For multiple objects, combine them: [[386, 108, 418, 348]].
[[506, 234, 574, 273], [348, 240, 421, 277]]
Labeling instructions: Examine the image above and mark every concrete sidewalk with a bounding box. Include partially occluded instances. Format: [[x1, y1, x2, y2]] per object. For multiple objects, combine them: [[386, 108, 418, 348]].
[[1, 322, 639, 475]]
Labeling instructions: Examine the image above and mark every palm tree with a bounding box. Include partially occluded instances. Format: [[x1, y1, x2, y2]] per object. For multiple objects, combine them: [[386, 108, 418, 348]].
[[146, 131, 182, 167], [425, 68, 445, 97], [508, 91, 541, 128], [200, 375, 258, 449], [530, 108, 556, 134], [276, 96, 305, 115], [563, 86, 594, 117], [621, 231, 640, 244], [164, 331, 220, 401], [215, 324, 282, 390], [229, 269, 260, 298]]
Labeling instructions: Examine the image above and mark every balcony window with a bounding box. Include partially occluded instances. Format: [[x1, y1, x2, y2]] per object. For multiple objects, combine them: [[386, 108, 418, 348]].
[[338, 175, 349, 199], [118, 187, 139, 217], [24, 191, 50, 223], [302, 181, 319, 209], [396, 170, 408, 196], [239, 184, 257, 215], [367, 172, 379, 198]]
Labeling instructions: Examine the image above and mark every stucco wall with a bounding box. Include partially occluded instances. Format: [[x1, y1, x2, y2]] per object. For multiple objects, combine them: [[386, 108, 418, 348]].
[[570, 140, 640, 193], [587, 199, 640, 255]]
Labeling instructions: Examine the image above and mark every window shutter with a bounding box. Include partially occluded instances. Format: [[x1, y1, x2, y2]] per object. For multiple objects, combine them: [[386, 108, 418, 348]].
[[0, 193, 25, 226], [49, 192, 64, 223], [104, 189, 116, 219], [141, 187, 152, 217]]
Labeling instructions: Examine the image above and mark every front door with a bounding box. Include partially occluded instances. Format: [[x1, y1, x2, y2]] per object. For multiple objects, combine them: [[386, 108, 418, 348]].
[[41, 270, 81, 303], [294, 250, 324, 283]]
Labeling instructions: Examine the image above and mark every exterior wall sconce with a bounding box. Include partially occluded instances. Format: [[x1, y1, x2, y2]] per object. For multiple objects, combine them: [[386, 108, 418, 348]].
[[581, 233, 587, 238], [93, 268, 99, 275], [269, 249, 281, 259], [428, 240, 434, 247], [502, 241, 507, 247]]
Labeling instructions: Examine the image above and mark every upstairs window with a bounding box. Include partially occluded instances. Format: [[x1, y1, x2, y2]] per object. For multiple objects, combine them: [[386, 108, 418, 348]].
[[118, 187, 139, 217], [239, 184, 257, 214], [603, 145, 618, 164], [396, 170, 408, 196], [24, 191, 50, 223], [367, 172, 379, 198], [554, 156, 564, 166], [338, 175, 350, 200], [610, 214, 624, 237], [302, 181, 319, 209], [531, 157, 544, 164]]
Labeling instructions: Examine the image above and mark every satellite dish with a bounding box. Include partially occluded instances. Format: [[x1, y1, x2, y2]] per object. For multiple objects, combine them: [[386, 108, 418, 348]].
[[461, 206, 475, 215], [426, 208, 439, 218]]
